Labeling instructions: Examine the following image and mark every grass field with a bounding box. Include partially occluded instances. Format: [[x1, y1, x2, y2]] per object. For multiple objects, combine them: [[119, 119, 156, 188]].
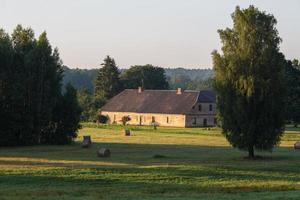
[[1, 124, 300, 200]]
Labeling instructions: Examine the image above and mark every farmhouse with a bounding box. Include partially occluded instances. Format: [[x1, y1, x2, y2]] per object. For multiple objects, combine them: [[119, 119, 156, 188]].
[[100, 87, 216, 127]]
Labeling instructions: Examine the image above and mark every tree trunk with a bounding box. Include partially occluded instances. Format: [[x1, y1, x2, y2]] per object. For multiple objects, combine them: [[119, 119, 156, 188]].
[[248, 146, 255, 159]]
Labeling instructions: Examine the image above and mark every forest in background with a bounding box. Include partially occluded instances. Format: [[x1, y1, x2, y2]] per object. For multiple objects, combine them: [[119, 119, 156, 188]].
[[62, 66, 214, 93]]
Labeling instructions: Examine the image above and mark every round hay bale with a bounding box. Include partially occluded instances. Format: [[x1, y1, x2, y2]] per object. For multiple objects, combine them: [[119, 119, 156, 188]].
[[123, 129, 131, 136], [82, 135, 92, 148], [294, 141, 300, 149], [97, 148, 111, 157]]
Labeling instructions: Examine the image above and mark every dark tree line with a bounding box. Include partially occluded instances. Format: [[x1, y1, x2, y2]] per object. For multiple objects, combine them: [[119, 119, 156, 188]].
[[0, 25, 82, 146], [285, 59, 300, 127], [63, 67, 215, 93], [121, 64, 169, 90], [167, 75, 213, 90], [62, 66, 98, 93]]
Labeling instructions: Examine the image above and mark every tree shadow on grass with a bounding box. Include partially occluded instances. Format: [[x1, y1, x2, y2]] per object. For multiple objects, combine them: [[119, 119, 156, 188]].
[[0, 166, 299, 197], [0, 142, 297, 165], [1, 142, 300, 185]]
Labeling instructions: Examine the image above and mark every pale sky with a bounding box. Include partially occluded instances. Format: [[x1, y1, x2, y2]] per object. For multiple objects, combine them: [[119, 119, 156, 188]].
[[1, 0, 299, 69]]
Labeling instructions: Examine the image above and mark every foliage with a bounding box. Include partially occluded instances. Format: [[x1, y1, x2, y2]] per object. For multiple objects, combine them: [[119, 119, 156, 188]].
[[164, 68, 213, 81], [0, 25, 81, 146], [213, 6, 286, 158], [63, 67, 215, 92], [62, 66, 97, 93], [152, 122, 159, 130], [167, 74, 191, 89], [94, 56, 122, 109], [285, 59, 300, 127], [121, 64, 169, 89], [42, 83, 82, 144], [97, 115, 108, 124], [77, 88, 98, 122], [187, 77, 214, 90], [121, 115, 131, 126]]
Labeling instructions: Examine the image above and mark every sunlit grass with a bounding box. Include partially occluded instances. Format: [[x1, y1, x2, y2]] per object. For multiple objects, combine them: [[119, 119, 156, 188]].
[[0, 124, 300, 199]]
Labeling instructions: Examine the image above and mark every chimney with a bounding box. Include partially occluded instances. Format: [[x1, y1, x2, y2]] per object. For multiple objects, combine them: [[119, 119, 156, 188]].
[[177, 88, 183, 94], [138, 86, 143, 93]]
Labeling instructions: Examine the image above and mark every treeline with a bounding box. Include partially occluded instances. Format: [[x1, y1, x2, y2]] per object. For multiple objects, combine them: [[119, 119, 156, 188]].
[[285, 59, 300, 126], [63, 66, 98, 93], [63, 66, 214, 93], [0, 25, 82, 146]]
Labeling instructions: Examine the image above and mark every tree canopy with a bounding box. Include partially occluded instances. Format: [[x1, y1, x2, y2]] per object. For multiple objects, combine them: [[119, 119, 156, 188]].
[[285, 59, 300, 127], [94, 56, 122, 109], [0, 25, 82, 146], [121, 64, 169, 89], [213, 6, 286, 158]]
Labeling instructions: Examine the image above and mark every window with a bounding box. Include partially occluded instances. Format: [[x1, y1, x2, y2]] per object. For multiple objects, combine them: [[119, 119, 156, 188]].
[[198, 104, 202, 111], [166, 116, 169, 123], [209, 104, 213, 111]]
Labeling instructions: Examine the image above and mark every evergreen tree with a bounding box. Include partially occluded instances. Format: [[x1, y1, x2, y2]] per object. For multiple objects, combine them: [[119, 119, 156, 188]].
[[26, 32, 63, 143], [121, 64, 169, 89], [0, 25, 80, 146], [77, 88, 97, 122], [0, 29, 17, 146], [213, 6, 286, 158], [10, 25, 37, 145], [42, 83, 82, 144], [94, 56, 122, 108]]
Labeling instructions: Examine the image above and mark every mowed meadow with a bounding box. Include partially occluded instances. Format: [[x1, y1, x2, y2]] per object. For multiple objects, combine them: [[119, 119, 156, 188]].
[[1, 124, 300, 200]]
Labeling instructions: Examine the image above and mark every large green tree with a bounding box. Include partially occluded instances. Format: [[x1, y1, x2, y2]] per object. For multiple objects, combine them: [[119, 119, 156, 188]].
[[0, 29, 17, 146], [94, 56, 122, 108], [213, 6, 286, 158], [0, 25, 81, 146], [121, 64, 169, 89], [285, 59, 300, 127], [44, 83, 82, 144], [77, 88, 97, 122]]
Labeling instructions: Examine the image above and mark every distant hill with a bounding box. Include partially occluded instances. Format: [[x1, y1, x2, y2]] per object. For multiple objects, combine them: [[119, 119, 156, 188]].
[[62, 66, 214, 93]]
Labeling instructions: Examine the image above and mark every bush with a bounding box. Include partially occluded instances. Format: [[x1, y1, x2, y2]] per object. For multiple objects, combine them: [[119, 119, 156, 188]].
[[121, 116, 131, 126], [98, 115, 108, 124]]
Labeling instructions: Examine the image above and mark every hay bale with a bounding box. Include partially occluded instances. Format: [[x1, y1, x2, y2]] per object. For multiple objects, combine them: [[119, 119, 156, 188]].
[[294, 141, 300, 149], [97, 148, 111, 157], [82, 135, 92, 148], [123, 129, 131, 136]]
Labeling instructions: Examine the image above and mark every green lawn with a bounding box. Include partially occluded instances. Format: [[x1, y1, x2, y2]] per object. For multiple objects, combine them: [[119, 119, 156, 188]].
[[1, 124, 300, 200]]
